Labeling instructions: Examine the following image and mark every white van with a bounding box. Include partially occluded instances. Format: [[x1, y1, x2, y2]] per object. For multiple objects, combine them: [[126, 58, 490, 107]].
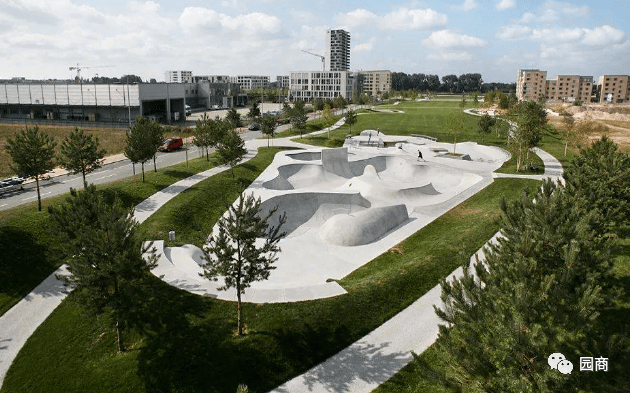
[[185, 105, 192, 116]]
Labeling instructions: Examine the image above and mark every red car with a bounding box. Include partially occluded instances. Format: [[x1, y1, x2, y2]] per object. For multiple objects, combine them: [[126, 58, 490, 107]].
[[159, 137, 183, 152]]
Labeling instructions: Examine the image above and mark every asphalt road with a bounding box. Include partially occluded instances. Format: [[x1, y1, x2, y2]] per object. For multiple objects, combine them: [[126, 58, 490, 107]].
[[0, 129, 263, 212]]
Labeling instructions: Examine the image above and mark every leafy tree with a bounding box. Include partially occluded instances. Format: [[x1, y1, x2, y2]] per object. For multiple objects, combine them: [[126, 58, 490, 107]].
[[510, 100, 547, 171], [441, 74, 458, 93], [260, 115, 277, 147], [435, 179, 615, 392], [564, 136, 630, 233], [332, 95, 347, 111], [322, 103, 334, 138], [344, 110, 358, 135], [124, 117, 159, 182], [247, 102, 260, 122], [290, 100, 308, 138], [477, 113, 495, 142], [193, 114, 214, 160], [5, 126, 56, 211], [48, 185, 157, 352], [225, 107, 242, 130], [148, 121, 164, 172], [217, 130, 247, 178], [312, 98, 325, 111], [446, 112, 465, 154], [202, 190, 286, 336], [59, 128, 106, 189]]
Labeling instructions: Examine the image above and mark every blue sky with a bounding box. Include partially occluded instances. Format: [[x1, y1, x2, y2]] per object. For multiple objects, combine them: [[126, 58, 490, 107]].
[[0, 0, 628, 83]]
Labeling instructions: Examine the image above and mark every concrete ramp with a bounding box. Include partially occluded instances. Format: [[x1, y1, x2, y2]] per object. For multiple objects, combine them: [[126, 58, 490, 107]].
[[286, 151, 322, 161], [322, 148, 354, 179], [319, 204, 409, 246]]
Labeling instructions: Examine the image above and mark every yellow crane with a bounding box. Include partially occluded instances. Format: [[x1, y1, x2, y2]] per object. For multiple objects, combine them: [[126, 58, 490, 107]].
[[300, 50, 325, 71], [69, 64, 115, 82]]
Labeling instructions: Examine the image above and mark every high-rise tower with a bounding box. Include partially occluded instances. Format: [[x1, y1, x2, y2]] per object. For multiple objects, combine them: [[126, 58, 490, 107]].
[[326, 29, 350, 71]]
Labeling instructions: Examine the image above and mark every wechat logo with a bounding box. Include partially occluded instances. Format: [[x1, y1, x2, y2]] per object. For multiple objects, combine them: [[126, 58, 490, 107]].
[[548, 353, 573, 375]]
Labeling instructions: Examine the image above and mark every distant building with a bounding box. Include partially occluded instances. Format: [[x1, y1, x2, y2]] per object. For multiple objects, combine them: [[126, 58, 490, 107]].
[[326, 29, 350, 71], [357, 70, 392, 96], [276, 75, 290, 89], [597, 75, 630, 103], [229, 75, 270, 90], [289, 71, 356, 101], [545, 75, 592, 103], [164, 70, 193, 83], [516, 69, 547, 102], [193, 75, 230, 83]]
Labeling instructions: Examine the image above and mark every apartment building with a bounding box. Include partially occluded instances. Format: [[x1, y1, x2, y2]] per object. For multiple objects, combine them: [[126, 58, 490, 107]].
[[326, 29, 350, 71], [289, 71, 356, 101], [358, 70, 392, 96], [229, 75, 270, 90], [598, 75, 630, 103], [276, 75, 290, 89], [194, 75, 230, 83], [546, 75, 592, 103], [516, 69, 547, 101], [164, 70, 193, 83]]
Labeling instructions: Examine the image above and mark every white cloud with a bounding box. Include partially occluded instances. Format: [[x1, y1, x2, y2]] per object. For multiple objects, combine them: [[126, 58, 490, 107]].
[[178, 7, 280, 35], [422, 30, 486, 48], [496, 0, 516, 11], [335, 9, 377, 29], [517, 2, 590, 25], [380, 8, 447, 30], [427, 51, 472, 61], [449, 0, 478, 12], [531, 27, 585, 42], [582, 25, 626, 46], [354, 38, 376, 53], [496, 24, 531, 40]]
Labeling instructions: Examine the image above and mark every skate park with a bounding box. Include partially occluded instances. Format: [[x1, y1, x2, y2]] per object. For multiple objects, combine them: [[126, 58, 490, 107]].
[[150, 131, 511, 303]]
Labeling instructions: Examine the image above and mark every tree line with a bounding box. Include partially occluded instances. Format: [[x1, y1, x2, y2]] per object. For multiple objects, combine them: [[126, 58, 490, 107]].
[[392, 72, 515, 94]]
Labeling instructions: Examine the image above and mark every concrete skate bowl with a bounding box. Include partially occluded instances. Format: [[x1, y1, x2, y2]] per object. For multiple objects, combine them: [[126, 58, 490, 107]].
[[286, 151, 322, 161], [256, 192, 372, 239]]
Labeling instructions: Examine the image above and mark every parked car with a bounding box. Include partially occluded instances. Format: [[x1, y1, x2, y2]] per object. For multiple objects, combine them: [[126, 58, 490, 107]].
[[248, 123, 260, 131], [158, 137, 184, 152], [185, 105, 192, 116]]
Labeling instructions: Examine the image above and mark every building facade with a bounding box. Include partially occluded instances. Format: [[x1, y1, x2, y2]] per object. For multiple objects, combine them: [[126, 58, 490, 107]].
[[326, 29, 350, 71], [276, 75, 290, 89], [598, 75, 630, 103], [545, 75, 592, 103], [358, 70, 392, 96], [193, 75, 230, 83], [289, 71, 356, 101], [229, 75, 270, 90], [516, 69, 547, 101], [164, 70, 193, 83]]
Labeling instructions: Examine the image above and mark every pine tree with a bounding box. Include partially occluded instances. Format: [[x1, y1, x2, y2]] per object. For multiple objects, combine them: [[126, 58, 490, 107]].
[[202, 190, 286, 336], [59, 127, 106, 189], [5, 126, 56, 211], [434, 179, 614, 392], [48, 185, 157, 352]]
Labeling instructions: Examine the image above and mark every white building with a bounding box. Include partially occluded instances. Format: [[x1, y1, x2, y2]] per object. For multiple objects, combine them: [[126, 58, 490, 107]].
[[194, 75, 230, 83], [276, 75, 290, 89], [229, 75, 270, 90], [326, 29, 350, 71], [289, 71, 356, 101], [164, 70, 193, 83]]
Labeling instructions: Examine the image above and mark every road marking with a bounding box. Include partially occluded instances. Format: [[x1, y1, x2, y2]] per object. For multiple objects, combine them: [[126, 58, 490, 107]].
[[94, 174, 115, 181], [23, 192, 51, 200]]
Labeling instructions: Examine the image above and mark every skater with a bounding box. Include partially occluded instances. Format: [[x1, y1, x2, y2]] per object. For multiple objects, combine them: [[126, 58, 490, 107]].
[[417, 150, 424, 161], [377, 127, 380, 136]]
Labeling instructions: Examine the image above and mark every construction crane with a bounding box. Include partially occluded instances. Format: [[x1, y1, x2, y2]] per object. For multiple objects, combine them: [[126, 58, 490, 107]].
[[69, 64, 115, 82], [300, 50, 325, 71]]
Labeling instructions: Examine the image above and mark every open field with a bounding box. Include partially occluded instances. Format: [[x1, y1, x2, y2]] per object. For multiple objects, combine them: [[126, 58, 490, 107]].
[[1, 178, 539, 393]]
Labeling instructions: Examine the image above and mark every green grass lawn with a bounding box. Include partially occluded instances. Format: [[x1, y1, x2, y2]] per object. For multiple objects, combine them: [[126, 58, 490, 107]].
[[2, 178, 540, 393], [0, 152, 225, 316], [272, 115, 343, 139]]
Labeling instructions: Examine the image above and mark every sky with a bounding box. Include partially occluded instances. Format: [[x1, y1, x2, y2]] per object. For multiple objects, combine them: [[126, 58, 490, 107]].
[[0, 0, 628, 83]]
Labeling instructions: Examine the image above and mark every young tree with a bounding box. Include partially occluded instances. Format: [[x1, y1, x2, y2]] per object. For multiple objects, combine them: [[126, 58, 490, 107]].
[[344, 110, 358, 135], [59, 128, 106, 189], [48, 185, 157, 352], [247, 101, 261, 122], [217, 130, 247, 178], [290, 100, 308, 138], [561, 112, 576, 156], [510, 101, 547, 171], [435, 179, 615, 392], [5, 126, 57, 211], [477, 113, 495, 142], [193, 114, 213, 160], [149, 121, 164, 172], [202, 190, 286, 336], [260, 115, 277, 147], [225, 107, 242, 130], [313, 98, 325, 111], [322, 103, 334, 138], [446, 112, 465, 154], [124, 117, 158, 182]]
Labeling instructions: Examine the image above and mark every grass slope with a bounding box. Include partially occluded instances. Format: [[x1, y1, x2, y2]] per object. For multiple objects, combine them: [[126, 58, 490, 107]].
[[2, 178, 539, 393]]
